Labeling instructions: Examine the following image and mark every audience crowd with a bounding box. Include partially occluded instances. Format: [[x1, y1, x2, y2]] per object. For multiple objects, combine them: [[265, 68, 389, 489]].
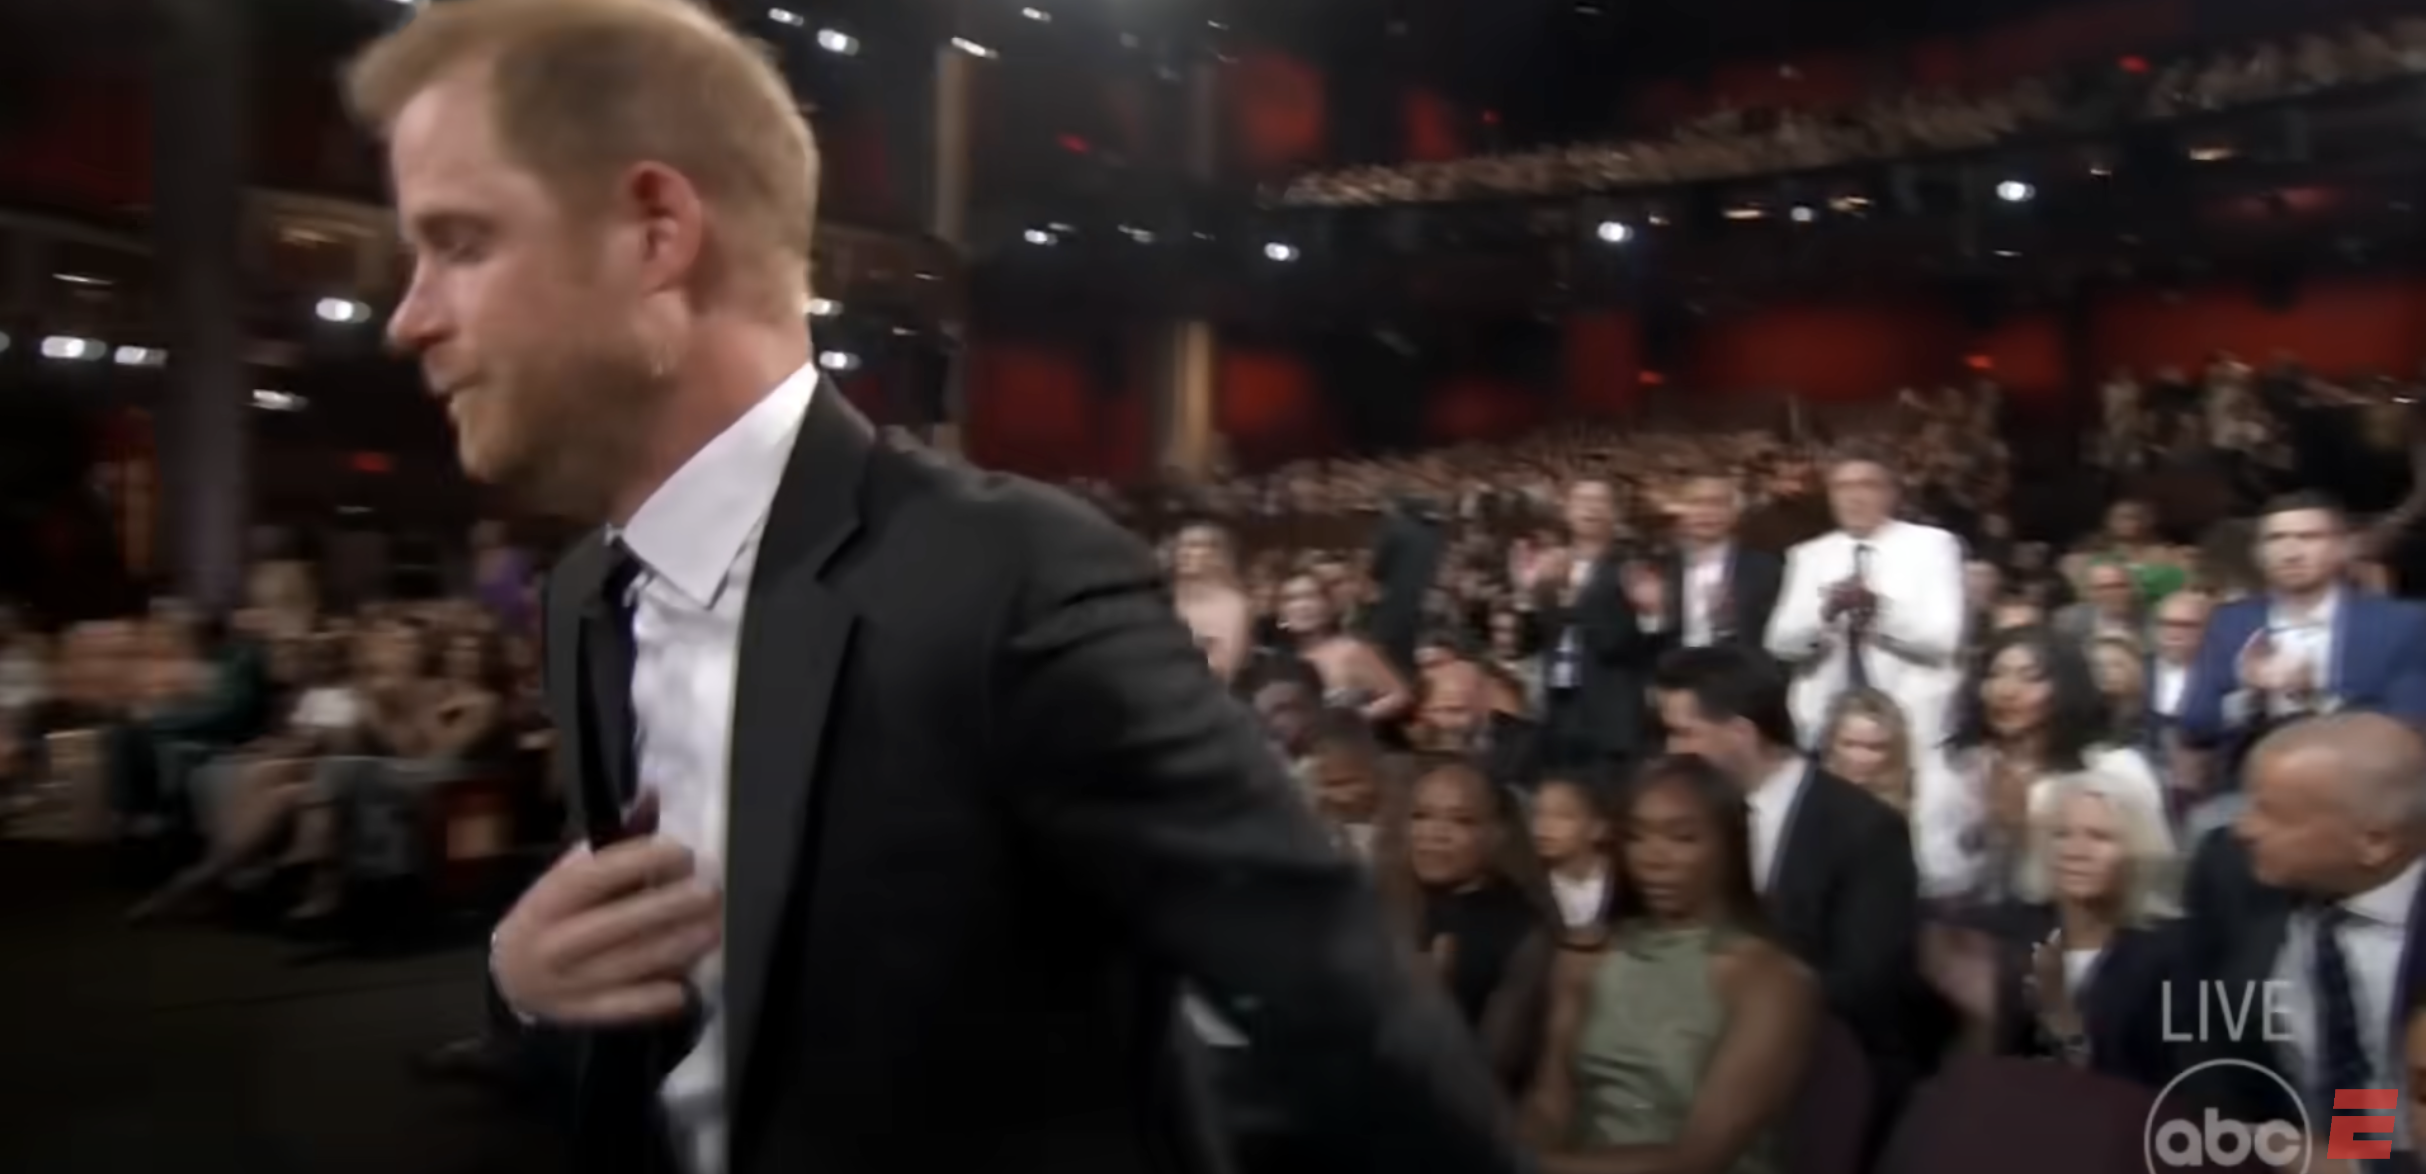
[[6, 348, 2426, 1174], [1274, 16, 2426, 208]]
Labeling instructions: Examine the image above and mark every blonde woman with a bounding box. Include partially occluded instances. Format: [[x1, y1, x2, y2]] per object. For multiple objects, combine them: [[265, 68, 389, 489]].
[[1817, 688, 1914, 815], [1922, 770, 2180, 1084]]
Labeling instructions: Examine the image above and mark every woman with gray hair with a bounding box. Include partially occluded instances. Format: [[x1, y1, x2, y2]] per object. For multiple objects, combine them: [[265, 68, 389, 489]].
[[1921, 768, 2183, 1085]]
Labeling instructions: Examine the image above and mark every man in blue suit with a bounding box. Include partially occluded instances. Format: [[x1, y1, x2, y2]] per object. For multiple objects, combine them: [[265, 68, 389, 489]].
[[2178, 492, 2426, 834]]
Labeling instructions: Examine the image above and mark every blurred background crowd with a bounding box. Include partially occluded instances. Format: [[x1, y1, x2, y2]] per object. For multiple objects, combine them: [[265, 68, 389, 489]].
[[4, 0, 2426, 1173]]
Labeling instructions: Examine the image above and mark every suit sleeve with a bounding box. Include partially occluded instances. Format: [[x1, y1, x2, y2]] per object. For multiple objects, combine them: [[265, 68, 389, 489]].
[[1869, 529, 1963, 667], [2379, 605, 2426, 722], [989, 491, 1528, 1174], [1823, 803, 1924, 1050], [2174, 609, 2245, 750], [1764, 544, 1828, 663]]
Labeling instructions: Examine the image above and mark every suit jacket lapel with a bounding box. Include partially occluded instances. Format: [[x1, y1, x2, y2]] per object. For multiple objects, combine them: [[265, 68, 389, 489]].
[[723, 383, 870, 1113]]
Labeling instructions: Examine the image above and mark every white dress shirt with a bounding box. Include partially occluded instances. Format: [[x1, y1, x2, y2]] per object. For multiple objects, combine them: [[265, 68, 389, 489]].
[[1550, 866, 1611, 928], [1764, 521, 1967, 893], [1747, 754, 1809, 894], [1681, 544, 1731, 648], [2270, 857, 2419, 1148], [617, 363, 819, 1174]]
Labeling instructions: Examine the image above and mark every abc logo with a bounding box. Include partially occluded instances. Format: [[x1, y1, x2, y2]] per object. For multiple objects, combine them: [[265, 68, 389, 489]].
[[2144, 1059, 2311, 1174], [2151, 1111, 2304, 1168]]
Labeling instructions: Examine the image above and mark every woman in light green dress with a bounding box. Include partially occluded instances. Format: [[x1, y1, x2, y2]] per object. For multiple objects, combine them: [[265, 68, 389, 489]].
[[1523, 755, 1819, 1174]]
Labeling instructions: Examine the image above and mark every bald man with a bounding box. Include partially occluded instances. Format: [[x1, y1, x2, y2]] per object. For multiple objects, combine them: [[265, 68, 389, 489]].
[[1416, 661, 1542, 792], [2175, 714, 2426, 1174]]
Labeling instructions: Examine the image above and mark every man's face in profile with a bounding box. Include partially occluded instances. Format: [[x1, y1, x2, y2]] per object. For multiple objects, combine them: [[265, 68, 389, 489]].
[[384, 73, 669, 520]]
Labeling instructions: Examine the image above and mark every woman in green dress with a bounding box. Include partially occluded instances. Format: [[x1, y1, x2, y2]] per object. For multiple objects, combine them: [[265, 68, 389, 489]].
[[1523, 755, 1818, 1174]]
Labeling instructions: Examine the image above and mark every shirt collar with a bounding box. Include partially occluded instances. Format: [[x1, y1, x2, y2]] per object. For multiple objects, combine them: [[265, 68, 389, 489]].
[[617, 361, 819, 607], [2269, 586, 2341, 631], [2343, 857, 2423, 928], [1749, 753, 1807, 813]]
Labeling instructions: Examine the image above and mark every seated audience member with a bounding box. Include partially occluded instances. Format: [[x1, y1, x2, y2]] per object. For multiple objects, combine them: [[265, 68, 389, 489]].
[[1532, 773, 1619, 934], [2055, 560, 2148, 647], [303, 623, 507, 920], [2087, 634, 2151, 747], [2177, 493, 2426, 794], [1942, 625, 2169, 901], [1238, 653, 1326, 799], [1923, 770, 2180, 1084], [1384, 757, 1556, 1030], [1524, 754, 1819, 1174], [128, 635, 360, 920], [1275, 571, 1414, 728], [1817, 688, 1915, 815], [1416, 659, 1543, 791], [1648, 645, 1926, 1122], [2175, 714, 2426, 1166], [1485, 607, 1546, 715], [1171, 521, 1253, 684], [1303, 709, 1391, 859]]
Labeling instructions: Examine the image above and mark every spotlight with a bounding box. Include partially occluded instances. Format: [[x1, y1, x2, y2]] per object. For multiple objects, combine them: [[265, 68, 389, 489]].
[[1995, 180, 2034, 203], [1262, 242, 1298, 262], [251, 389, 307, 412], [818, 351, 861, 373], [767, 9, 805, 27], [1594, 221, 1631, 244], [1023, 228, 1057, 245], [39, 336, 101, 361], [816, 29, 858, 55], [1021, 7, 1050, 21], [112, 345, 165, 367], [1789, 205, 1815, 223], [808, 297, 842, 318], [950, 37, 997, 59], [315, 296, 372, 324]]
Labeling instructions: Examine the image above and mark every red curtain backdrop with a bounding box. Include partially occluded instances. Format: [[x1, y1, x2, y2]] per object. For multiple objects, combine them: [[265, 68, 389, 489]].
[[959, 278, 2426, 478], [1401, 89, 1467, 163], [0, 73, 154, 207], [1222, 50, 1327, 177], [2089, 278, 2426, 376]]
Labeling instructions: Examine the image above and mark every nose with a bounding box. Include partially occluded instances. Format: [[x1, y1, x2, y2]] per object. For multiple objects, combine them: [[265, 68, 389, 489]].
[[386, 265, 444, 359]]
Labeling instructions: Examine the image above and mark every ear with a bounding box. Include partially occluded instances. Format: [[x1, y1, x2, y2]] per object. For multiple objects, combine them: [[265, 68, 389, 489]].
[[618, 161, 706, 294]]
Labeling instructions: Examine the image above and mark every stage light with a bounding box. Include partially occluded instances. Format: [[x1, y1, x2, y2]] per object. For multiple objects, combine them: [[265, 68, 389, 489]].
[[818, 351, 861, 372], [316, 296, 372, 324], [1789, 205, 1815, 223], [768, 9, 805, 27], [251, 389, 306, 411], [1262, 242, 1298, 262], [112, 346, 165, 367], [1021, 8, 1050, 22], [951, 37, 997, 58], [1594, 221, 1631, 244], [40, 336, 101, 361], [1995, 180, 2034, 203], [816, 29, 858, 55], [1023, 228, 1057, 245], [808, 297, 842, 318]]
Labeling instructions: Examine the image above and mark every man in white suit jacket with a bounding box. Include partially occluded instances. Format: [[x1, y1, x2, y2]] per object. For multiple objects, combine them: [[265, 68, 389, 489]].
[[1765, 449, 1971, 892]]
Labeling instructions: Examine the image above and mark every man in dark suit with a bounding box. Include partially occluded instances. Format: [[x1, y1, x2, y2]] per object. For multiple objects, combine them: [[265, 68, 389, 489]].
[[350, 6, 1525, 1174], [1519, 477, 1659, 773], [1648, 646, 1927, 1130], [2171, 714, 2426, 1174], [1639, 474, 1783, 659]]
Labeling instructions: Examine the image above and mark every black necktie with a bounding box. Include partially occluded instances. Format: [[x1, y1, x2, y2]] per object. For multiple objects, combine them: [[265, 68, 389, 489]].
[[1845, 543, 1874, 691], [578, 539, 644, 844], [2310, 905, 2372, 1118]]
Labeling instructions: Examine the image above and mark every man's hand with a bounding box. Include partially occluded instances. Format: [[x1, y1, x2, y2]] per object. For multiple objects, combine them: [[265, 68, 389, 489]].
[[1621, 561, 1665, 615], [491, 834, 722, 1026]]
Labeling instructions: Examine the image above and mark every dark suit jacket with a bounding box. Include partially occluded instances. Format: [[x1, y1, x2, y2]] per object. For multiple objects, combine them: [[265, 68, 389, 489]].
[[1525, 550, 1659, 764], [538, 391, 1524, 1174], [2172, 828, 2426, 1121], [1654, 544, 1783, 657], [1473, 712, 1545, 792], [2176, 590, 2426, 773], [1974, 901, 2177, 1087], [1765, 766, 1927, 1070]]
